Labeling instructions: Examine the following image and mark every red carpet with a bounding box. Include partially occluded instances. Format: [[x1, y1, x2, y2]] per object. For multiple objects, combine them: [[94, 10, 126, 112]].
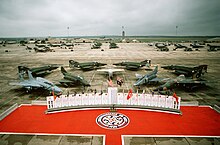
[[0, 105, 220, 145]]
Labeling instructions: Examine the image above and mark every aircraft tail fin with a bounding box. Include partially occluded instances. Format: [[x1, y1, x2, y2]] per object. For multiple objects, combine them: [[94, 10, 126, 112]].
[[141, 59, 151, 66], [69, 60, 79, 67], [18, 73, 24, 81], [18, 66, 29, 74], [27, 70, 34, 80], [192, 65, 208, 79], [153, 65, 158, 74], [61, 66, 67, 74]]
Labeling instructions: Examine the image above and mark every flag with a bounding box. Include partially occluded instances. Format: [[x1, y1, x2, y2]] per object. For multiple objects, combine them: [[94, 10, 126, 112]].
[[107, 79, 113, 87], [52, 87, 57, 100], [127, 89, 133, 100], [173, 92, 179, 103]]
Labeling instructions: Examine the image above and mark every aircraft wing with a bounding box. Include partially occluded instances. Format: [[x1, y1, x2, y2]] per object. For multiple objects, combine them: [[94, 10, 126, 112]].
[[9, 81, 42, 88], [134, 78, 145, 86], [59, 79, 74, 83], [126, 65, 140, 70], [135, 73, 143, 79], [149, 78, 161, 83], [80, 66, 94, 70], [97, 69, 124, 73]]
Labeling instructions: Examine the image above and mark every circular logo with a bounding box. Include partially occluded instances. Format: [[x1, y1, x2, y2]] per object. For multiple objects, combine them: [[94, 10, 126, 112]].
[[96, 112, 129, 130]]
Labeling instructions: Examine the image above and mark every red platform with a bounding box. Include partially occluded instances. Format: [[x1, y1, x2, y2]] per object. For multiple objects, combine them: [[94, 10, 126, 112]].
[[0, 105, 219, 145]]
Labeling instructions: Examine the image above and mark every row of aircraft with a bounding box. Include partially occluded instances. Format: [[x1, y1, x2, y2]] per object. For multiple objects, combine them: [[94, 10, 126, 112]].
[[9, 60, 208, 95]]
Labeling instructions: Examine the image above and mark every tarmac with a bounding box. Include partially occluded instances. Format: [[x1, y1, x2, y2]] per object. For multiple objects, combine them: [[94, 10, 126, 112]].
[[0, 39, 220, 145]]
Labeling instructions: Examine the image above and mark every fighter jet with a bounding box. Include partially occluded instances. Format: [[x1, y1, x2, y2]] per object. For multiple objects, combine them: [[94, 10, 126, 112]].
[[113, 59, 151, 70], [91, 42, 102, 49], [97, 68, 124, 79], [109, 42, 119, 49], [9, 70, 62, 94], [155, 43, 169, 51], [190, 43, 204, 48], [59, 67, 90, 87], [69, 60, 107, 71], [134, 65, 158, 86], [161, 64, 208, 78], [154, 74, 206, 92], [18, 65, 59, 77]]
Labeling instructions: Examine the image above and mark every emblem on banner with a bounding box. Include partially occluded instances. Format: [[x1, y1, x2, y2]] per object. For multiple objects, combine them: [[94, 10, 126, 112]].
[[96, 112, 129, 129]]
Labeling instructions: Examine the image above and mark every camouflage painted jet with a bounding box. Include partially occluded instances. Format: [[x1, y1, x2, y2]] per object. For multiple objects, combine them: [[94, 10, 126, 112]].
[[161, 64, 208, 78], [154, 74, 206, 92], [113, 59, 151, 70], [9, 70, 62, 94], [18, 65, 59, 77], [69, 60, 107, 71], [59, 67, 90, 87], [134, 65, 158, 86]]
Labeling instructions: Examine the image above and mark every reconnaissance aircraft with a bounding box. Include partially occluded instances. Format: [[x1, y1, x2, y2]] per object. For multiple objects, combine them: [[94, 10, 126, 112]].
[[69, 60, 107, 71], [134, 65, 158, 86], [59, 67, 90, 87], [154, 74, 206, 92], [161, 65, 208, 78], [113, 59, 151, 70], [18, 65, 59, 77], [10, 70, 62, 94]]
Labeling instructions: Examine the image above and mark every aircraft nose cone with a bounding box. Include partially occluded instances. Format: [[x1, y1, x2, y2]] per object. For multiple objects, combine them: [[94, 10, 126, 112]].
[[53, 86, 62, 94]]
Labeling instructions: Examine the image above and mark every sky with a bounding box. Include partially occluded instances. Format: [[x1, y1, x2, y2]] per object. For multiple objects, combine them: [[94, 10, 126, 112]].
[[0, 0, 220, 37]]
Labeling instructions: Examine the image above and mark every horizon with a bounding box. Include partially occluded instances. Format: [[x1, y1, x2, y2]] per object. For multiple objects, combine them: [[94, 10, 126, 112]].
[[0, 0, 220, 37]]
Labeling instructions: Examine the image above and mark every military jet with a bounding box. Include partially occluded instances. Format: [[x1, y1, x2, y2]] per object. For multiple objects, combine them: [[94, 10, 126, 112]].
[[154, 43, 169, 51], [190, 43, 204, 48], [161, 64, 208, 78], [97, 68, 124, 79], [69, 60, 107, 71], [134, 65, 158, 86], [113, 59, 151, 70], [10, 70, 62, 94], [174, 43, 187, 49], [109, 42, 119, 49], [34, 46, 53, 52], [18, 65, 59, 77], [91, 42, 102, 49], [59, 67, 90, 87], [154, 74, 206, 92]]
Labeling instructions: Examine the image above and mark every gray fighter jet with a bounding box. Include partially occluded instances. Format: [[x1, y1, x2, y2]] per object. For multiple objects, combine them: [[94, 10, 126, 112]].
[[59, 67, 90, 87], [154, 74, 206, 92], [134, 65, 158, 86], [10, 70, 62, 94]]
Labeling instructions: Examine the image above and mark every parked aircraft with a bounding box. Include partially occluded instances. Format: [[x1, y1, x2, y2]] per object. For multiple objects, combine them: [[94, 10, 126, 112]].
[[9, 70, 62, 94], [190, 43, 204, 48], [154, 74, 206, 91], [59, 67, 90, 87], [113, 59, 151, 70], [161, 65, 208, 78], [134, 65, 158, 86], [91, 42, 102, 49], [69, 60, 107, 71], [97, 68, 124, 79], [155, 43, 169, 51], [34, 47, 53, 52], [18, 65, 59, 77], [207, 44, 220, 51], [109, 42, 118, 49]]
